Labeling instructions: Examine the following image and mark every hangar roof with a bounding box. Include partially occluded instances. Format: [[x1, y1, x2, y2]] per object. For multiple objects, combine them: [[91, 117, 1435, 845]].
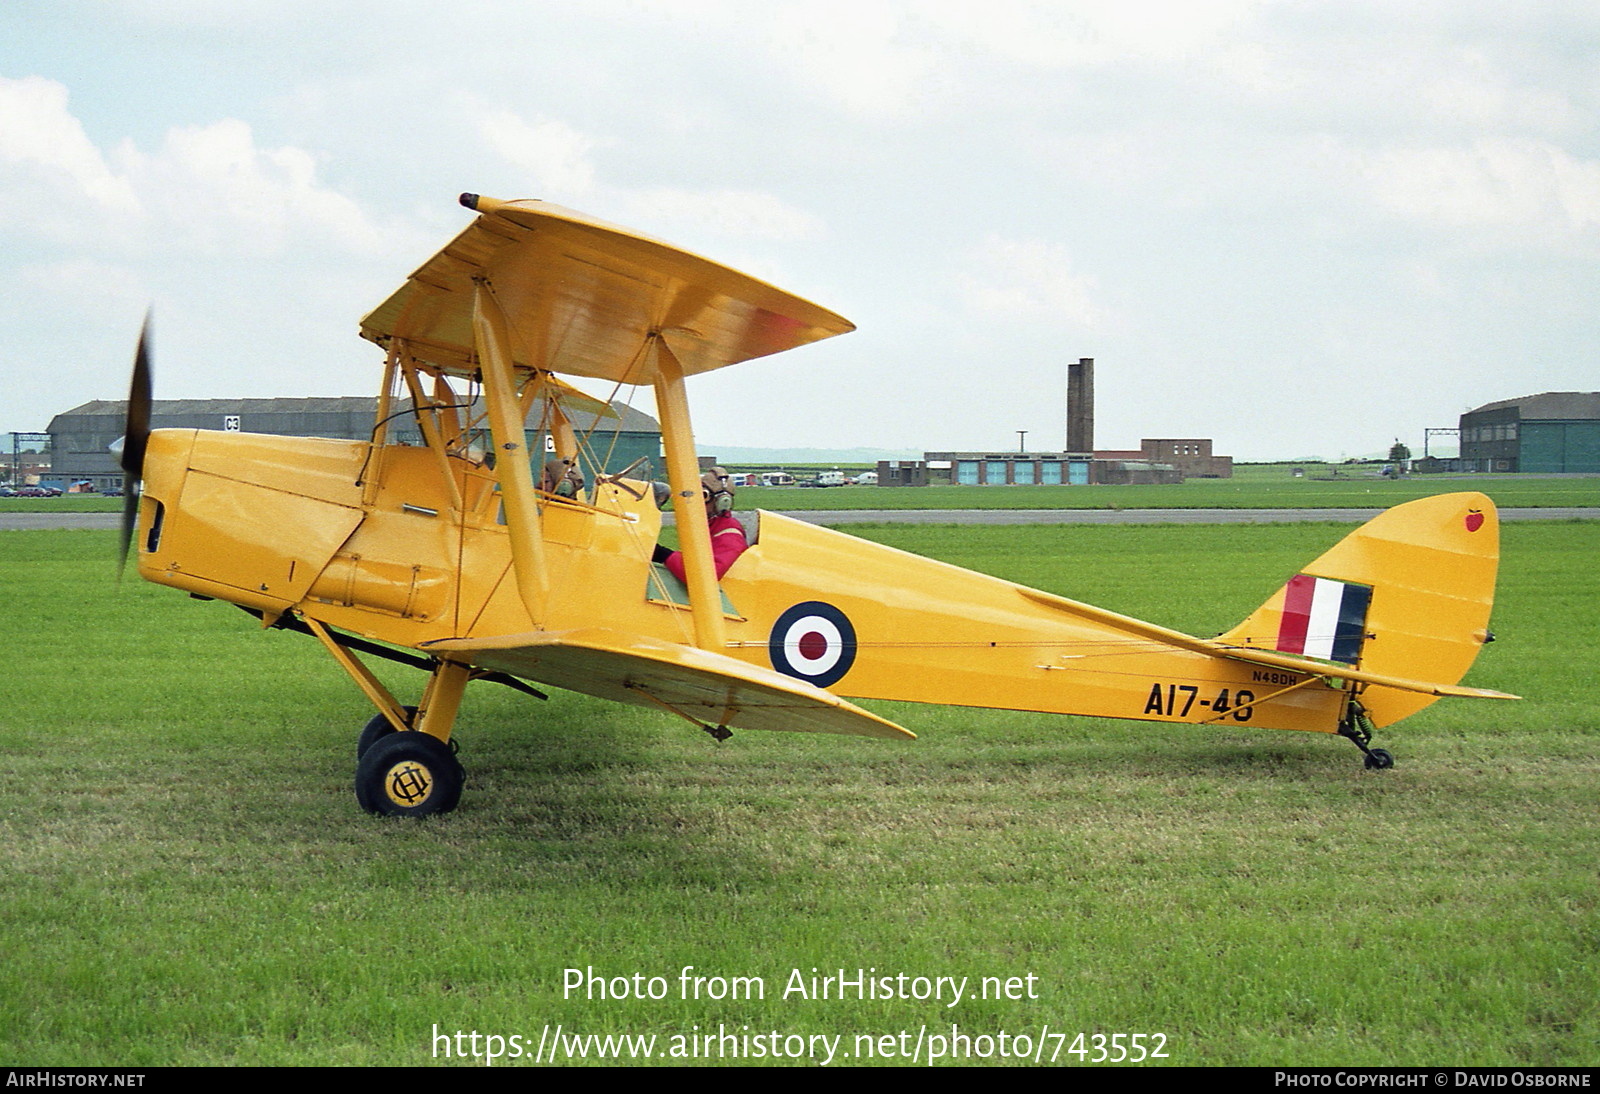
[[49, 396, 660, 435], [1464, 392, 1600, 420]]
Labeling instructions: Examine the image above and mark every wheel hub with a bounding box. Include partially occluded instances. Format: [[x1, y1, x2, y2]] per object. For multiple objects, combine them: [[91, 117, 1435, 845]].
[[383, 760, 434, 808]]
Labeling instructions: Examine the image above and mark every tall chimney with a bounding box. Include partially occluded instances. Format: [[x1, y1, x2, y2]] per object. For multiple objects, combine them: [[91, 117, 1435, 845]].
[[1067, 357, 1094, 454]]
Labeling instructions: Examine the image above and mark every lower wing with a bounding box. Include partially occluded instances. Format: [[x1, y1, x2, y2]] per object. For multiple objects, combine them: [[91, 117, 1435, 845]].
[[421, 627, 914, 740]]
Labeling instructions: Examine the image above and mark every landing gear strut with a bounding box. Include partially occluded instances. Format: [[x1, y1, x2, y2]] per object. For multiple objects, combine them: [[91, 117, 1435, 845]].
[[1338, 700, 1395, 770], [353, 660, 474, 816], [300, 614, 545, 816]]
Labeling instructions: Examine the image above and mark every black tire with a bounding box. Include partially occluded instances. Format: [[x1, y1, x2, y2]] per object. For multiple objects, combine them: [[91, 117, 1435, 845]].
[[357, 706, 417, 759], [1363, 748, 1395, 770], [355, 731, 464, 816]]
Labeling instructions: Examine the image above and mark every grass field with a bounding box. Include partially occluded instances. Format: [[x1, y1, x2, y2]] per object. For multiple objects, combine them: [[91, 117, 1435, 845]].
[[757, 470, 1599, 511], [0, 496, 124, 513], [1, 520, 1595, 1067], [4, 468, 1597, 516]]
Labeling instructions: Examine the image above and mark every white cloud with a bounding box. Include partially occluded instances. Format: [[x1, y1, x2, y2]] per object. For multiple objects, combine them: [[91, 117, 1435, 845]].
[[0, 77, 386, 258], [1355, 139, 1600, 242], [113, 119, 385, 256], [16, 258, 146, 305], [476, 111, 602, 200], [1420, 63, 1584, 138], [959, 235, 1107, 327], [921, 0, 1265, 67], [619, 188, 824, 242], [766, 1, 949, 120], [0, 76, 141, 238], [471, 105, 824, 245]]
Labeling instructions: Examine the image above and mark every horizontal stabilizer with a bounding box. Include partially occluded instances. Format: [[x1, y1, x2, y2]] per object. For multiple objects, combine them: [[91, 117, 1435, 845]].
[[1210, 643, 1519, 701], [1015, 585, 1518, 702], [422, 628, 914, 740]]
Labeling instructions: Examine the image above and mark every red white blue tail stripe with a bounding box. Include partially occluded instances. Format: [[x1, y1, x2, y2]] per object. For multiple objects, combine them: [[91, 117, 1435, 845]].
[[1275, 575, 1372, 664]]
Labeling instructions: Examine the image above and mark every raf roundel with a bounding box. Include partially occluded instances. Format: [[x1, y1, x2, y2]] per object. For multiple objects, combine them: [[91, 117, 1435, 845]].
[[768, 601, 858, 688]]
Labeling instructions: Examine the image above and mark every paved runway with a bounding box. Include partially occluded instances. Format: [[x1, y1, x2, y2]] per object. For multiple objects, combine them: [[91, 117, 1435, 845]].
[[1, 512, 125, 531], [5, 507, 1595, 532]]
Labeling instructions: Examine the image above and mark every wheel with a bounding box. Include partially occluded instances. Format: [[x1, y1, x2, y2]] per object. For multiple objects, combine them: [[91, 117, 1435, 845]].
[[1363, 748, 1395, 770], [357, 706, 416, 759], [355, 731, 464, 816]]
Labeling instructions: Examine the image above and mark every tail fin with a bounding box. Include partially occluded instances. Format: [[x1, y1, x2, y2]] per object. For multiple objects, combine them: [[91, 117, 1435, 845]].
[[1218, 492, 1501, 727]]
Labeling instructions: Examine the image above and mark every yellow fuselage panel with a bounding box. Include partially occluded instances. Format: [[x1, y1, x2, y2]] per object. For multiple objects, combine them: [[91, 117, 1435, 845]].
[[137, 431, 683, 646], [303, 445, 501, 640], [719, 514, 1346, 733], [184, 430, 367, 506], [138, 431, 364, 611]]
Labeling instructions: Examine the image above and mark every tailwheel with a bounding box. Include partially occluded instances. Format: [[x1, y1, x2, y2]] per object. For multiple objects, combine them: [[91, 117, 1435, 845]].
[[355, 731, 464, 817], [1338, 700, 1395, 771], [1363, 748, 1395, 770]]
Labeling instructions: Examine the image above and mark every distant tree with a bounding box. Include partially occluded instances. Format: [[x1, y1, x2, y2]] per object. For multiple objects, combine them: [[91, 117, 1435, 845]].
[[1388, 441, 1411, 464]]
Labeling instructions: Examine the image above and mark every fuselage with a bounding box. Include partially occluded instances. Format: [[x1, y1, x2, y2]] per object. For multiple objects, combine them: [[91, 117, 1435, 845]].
[[138, 428, 1352, 736]]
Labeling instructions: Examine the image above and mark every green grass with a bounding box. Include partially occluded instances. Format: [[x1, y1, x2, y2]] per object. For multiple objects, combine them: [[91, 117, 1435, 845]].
[[756, 471, 1599, 511], [0, 496, 125, 513], [5, 467, 1597, 516], [0, 523, 1595, 1066]]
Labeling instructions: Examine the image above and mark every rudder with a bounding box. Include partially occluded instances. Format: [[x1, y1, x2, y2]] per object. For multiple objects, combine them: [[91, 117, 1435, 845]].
[[1217, 492, 1501, 727]]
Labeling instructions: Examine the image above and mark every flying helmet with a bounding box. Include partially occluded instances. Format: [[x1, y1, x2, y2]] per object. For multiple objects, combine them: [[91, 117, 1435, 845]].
[[541, 458, 584, 498], [702, 466, 734, 517]]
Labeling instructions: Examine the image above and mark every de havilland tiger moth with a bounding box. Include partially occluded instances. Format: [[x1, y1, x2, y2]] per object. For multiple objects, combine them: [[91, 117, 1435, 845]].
[[115, 193, 1515, 815]]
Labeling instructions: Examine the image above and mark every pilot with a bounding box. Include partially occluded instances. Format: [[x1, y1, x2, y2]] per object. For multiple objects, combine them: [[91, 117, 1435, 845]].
[[653, 466, 747, 581], [539, 457, 585, 500]]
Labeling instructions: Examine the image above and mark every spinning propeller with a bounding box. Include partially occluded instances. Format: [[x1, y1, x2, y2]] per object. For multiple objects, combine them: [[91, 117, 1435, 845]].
[[117, 313, 152, 575]]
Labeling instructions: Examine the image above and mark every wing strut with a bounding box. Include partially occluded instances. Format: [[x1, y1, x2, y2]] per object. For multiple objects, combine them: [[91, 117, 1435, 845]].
[[473, 278, 548, 629], [398, 356, 464, 516], [650, 335, 726, 652]]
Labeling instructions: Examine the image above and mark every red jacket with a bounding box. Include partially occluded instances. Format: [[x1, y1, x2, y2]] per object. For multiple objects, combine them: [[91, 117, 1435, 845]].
[[665, 513, 748, 582]]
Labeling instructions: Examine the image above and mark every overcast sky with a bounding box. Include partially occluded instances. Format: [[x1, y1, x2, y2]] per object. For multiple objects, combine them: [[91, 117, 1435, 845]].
[[3, 0, 1596, 460]]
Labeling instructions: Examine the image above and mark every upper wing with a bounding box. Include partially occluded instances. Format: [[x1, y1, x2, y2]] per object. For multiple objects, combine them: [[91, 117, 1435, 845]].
[[359, 196, 854, 384], [421, 626, 914, 740]]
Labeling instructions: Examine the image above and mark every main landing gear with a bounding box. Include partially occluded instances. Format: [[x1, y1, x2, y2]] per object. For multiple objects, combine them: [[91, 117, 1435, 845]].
[[1338, 700, 1395, 771], [352, 660, 473, 817], [297, 615, 543, 816], [355, 730, 464, 817]]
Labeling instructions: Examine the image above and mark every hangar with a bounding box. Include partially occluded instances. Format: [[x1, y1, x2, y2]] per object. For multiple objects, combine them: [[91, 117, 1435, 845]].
[[1458, 392, 1600, 474], [47, 396, 661, 493]]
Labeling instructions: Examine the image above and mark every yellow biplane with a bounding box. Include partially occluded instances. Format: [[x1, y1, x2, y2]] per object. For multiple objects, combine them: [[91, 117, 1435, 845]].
[[119, 195, 1514, 815]]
